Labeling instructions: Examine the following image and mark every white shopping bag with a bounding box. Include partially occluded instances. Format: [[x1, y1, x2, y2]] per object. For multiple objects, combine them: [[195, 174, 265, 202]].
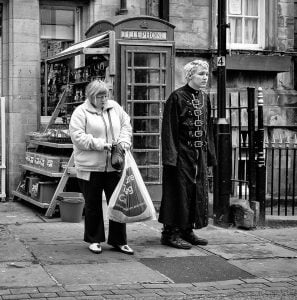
[[107, 150, 157, 223]]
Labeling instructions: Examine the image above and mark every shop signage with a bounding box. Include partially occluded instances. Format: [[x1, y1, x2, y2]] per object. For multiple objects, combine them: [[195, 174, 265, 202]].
[[121, 30, 167, 40]]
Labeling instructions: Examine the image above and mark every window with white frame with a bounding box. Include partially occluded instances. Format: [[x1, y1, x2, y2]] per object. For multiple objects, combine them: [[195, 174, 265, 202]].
[[227, 0, 265, 50]]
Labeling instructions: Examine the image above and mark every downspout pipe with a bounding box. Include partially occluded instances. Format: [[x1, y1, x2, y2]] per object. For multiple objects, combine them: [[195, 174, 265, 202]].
[[118, 0, 128, 15], [159, 0, 169, 21]]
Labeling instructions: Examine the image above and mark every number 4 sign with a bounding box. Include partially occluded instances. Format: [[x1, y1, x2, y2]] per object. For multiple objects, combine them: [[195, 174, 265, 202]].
[[217, 56, 226, 67]]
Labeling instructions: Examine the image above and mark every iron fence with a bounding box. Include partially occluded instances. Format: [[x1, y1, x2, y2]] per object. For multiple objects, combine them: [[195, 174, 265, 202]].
[[265, 137, 297, 216], [210, 90, 253, 201], [210, 87, 297, 218]]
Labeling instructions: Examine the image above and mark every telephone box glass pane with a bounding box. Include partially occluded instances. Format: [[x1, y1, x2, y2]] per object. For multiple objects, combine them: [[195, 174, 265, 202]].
[[133, 136, 159, 149], [133, 152, 159, 165], [134, 53, 160, 67], [161, 70, 166, 84], [161, 53, 166, 68], [127, 102, 132, 115], [135, 69, 160, 84], [134, 103, 159, 116], [127, 70, 132, 83], [134, 119, 159, 134], [140, 168, 160, 182], [127, 86, 131, 100], [128, 52, 132, 67], [134, 86, 160, 100], [148, 87, 161, 100]]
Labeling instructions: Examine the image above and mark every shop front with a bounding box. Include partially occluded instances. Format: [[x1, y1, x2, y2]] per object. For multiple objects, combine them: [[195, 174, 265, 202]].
[[13, 15, 175, 212]]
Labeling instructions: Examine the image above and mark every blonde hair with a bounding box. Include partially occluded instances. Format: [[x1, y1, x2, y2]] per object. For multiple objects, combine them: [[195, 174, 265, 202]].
[[85, 80, 108, 103], [184, 60, 209, 83]]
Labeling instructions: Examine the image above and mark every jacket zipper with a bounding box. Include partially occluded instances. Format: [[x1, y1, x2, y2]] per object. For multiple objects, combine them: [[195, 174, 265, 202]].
[[101, 114, 109, 171]]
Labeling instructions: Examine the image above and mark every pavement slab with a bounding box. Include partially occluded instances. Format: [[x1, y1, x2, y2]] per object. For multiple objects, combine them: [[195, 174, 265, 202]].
[[250, 228, 297, 242], [193, 227, 263, 245], [27, 242, 135, 265], [276, 241, 297, 251], [8, 222, 84, 244], [133, 244, 209, 258], [204, 243, 297, 260], [45, 262, 171, 285], [0, 201, 42, 224], [140, 256, 255, 283], [0, 237, 34, 262], [0, 262, 56, 288], [230, 258, 297, 278]]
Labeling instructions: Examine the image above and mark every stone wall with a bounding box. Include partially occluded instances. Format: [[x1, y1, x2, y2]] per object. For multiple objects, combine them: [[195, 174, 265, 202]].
[[277, 0, 294, 51], [89, 0, 146, 26], [5, 0, 40, 197], [170, 0, 210, 49]]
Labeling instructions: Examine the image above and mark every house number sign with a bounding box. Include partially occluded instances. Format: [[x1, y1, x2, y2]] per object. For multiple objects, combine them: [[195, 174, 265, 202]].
[[121, 30, 167, 40]]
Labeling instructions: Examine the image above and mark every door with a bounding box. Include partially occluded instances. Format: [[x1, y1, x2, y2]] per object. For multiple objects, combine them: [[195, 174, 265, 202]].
[[121, 45, 173, 196]]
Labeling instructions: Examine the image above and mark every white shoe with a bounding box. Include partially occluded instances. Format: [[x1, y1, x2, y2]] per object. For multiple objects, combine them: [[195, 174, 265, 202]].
[[88, 243, 102, 254], [111, 244, 134, 255]]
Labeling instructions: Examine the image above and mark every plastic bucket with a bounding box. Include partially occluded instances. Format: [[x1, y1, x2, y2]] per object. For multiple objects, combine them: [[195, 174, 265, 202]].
[[58, 192, 85, 223]]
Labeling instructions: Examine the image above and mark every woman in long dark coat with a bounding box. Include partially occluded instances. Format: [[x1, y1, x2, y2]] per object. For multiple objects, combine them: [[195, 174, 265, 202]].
[[159, 60, 216, 249]]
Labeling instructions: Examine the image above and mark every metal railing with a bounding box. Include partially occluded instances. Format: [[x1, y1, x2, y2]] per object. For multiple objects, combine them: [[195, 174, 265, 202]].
[[210, 87, 296, 219], [265, 136, 297, 216], [210, 89, 256, 201]]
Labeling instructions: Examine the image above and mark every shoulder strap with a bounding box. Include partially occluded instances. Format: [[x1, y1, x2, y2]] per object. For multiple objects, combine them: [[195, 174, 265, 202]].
[[107, 110, 115, 142]]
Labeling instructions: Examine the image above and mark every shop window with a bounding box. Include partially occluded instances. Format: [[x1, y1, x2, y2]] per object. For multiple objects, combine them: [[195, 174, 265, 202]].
[[227, 0, 265, 50], [40, 8, 75, 41], [40, 7, 80, 116]]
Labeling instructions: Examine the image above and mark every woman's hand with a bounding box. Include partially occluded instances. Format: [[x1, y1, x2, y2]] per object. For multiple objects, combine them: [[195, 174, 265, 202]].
[[103, 143, 112, 151]]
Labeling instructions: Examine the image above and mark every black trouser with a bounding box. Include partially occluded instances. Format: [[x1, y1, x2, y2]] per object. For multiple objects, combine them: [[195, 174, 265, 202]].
[[162, 224, 193, 239], [78, 171, 127, 245]]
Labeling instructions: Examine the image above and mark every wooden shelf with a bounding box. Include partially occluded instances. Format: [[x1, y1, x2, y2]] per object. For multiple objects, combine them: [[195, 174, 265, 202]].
[[64, 101, 84, 105], [20, 164, 64, 177], [70, 81, 90, 85], [29, 140, 73, 148], [12, 191, 50, 209]]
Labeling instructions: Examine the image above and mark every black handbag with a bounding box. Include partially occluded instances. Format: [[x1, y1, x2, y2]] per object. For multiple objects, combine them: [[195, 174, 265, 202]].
[[107, 110, 125, 171]]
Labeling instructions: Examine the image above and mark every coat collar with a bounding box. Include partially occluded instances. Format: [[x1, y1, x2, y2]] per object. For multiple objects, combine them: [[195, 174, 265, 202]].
[[83, 98, 114, 114], [184, 84, 202, 95]]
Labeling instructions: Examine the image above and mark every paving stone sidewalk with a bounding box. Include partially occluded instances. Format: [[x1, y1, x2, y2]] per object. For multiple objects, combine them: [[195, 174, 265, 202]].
[[1, 201, 297, 299], [1, 278, 297, 299]]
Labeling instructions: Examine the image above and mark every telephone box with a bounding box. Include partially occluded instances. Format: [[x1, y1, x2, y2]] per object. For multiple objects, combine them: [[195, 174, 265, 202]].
[[47, 15, 175, 203]]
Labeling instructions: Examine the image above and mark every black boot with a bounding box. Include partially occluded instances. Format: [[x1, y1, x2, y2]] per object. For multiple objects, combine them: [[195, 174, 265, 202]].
[[161, 225, 192, 250], [181, 228, 208, 246]]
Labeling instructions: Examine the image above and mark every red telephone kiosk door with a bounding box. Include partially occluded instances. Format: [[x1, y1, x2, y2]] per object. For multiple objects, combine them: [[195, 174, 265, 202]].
[[120, 44, 174, 202]]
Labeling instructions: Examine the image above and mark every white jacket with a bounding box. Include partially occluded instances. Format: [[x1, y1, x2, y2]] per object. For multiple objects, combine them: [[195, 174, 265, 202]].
[[69, 98, 132, 172]]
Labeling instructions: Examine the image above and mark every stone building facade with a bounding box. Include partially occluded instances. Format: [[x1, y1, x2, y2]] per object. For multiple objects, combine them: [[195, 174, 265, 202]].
[[1, 0, 296, 199]]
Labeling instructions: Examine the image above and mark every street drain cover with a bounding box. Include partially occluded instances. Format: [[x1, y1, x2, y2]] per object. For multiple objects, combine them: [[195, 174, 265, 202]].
[[140, 255, 255, 283]]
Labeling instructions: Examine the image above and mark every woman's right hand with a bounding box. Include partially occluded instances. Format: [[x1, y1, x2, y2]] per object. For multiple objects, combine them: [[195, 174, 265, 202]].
[[103, 143, 112, 151]]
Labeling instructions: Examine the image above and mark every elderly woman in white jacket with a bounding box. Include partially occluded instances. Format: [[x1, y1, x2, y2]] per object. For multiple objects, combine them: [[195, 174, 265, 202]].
[[69, 80, 133, 255]]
